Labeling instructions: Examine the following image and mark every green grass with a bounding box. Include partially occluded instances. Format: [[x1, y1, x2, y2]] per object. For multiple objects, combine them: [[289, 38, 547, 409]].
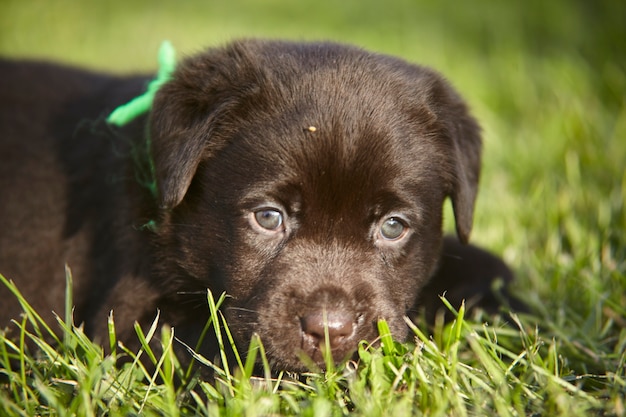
[[2, 272, 620, 416], [1, 0, 625, 415]]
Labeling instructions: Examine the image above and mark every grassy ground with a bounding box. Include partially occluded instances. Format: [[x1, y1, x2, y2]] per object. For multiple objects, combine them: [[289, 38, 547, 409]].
[[1, 0, 625, 415]]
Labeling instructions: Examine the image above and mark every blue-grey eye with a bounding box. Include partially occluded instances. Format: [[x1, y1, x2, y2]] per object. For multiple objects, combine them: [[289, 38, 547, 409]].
[[254, 209, 283, 231], [380, 217, 406, 240]]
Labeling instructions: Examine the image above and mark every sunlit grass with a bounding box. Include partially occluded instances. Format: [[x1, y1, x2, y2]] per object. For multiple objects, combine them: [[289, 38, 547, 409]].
[[2, 272, 623, 416]]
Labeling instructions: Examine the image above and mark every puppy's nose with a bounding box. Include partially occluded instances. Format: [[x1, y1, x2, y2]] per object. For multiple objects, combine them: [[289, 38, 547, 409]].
[[301, 311, 354, 349]]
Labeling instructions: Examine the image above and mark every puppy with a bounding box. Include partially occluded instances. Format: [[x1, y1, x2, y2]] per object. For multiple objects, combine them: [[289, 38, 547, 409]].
[[0, 40, 516, 371]]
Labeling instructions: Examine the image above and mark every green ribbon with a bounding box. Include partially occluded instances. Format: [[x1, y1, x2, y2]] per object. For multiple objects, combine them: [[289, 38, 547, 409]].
[[107, 41, 177, 126]]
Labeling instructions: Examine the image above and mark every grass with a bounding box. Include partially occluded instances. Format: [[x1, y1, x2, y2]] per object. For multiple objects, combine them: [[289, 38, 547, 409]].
[[2, 272, 620, 416], [1, 0, 625, 415]]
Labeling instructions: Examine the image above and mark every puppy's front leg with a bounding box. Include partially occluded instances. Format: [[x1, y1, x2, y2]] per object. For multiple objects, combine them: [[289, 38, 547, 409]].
[[417, 236, 527, 322], [88, 274, 162, 351]]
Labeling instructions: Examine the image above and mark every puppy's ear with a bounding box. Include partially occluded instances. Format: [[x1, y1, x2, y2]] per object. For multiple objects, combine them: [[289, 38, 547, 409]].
[[449, 109, 481, 244], [149, 89, 212, 209], [149, 47, 252, 209], [429, 77, 482, 243]]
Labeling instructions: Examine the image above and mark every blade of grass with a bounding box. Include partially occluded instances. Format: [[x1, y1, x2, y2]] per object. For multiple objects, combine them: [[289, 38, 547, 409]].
[[206, 290, 234, 391], [63, 265, 73, 349]]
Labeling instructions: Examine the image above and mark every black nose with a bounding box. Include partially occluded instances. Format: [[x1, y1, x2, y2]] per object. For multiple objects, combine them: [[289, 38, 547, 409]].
[[301, 311, 354, 350]]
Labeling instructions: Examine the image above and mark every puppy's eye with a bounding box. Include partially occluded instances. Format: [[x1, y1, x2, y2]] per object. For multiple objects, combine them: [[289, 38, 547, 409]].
[[380, 217, 407, 241], [254, 209, 284, 231]]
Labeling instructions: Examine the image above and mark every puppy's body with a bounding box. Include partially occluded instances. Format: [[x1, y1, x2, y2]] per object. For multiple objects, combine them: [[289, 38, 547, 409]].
[[0, 62, 154, 335], [0, 40, 512, 371]]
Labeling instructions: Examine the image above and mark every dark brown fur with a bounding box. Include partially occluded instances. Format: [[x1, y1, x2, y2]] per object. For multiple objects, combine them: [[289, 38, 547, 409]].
[[0, 40, 516, 371]]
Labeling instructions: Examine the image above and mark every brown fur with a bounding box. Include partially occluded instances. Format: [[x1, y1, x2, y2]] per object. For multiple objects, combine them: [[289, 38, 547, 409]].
[[0, 40, 517, 371]]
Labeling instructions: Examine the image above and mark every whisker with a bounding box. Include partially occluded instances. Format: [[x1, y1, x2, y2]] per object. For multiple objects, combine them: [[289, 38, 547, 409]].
[[167, 223, 204, 229], [226, 306, 259, 314]]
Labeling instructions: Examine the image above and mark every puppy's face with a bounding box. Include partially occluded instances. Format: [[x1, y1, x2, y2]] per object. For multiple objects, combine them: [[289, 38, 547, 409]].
[[150, 40, 481, 370]]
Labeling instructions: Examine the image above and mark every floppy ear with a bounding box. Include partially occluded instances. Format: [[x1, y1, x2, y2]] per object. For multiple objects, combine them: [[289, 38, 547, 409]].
[[149, 92, 211, 209], [428, 77, 482, 243], [449, 107, 481, 243], [149, 45, 258, 209]]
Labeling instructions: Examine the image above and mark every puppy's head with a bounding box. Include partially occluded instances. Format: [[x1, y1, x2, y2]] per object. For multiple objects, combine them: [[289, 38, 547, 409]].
[[150, 40, 481, 370]]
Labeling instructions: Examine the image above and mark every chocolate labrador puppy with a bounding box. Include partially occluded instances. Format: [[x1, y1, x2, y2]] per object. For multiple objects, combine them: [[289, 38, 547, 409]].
[[0, 40, 516, 371]]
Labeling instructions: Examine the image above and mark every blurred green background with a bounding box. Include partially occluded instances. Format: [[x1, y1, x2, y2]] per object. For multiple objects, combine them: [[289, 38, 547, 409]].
[[1, 0, 624, 314]]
